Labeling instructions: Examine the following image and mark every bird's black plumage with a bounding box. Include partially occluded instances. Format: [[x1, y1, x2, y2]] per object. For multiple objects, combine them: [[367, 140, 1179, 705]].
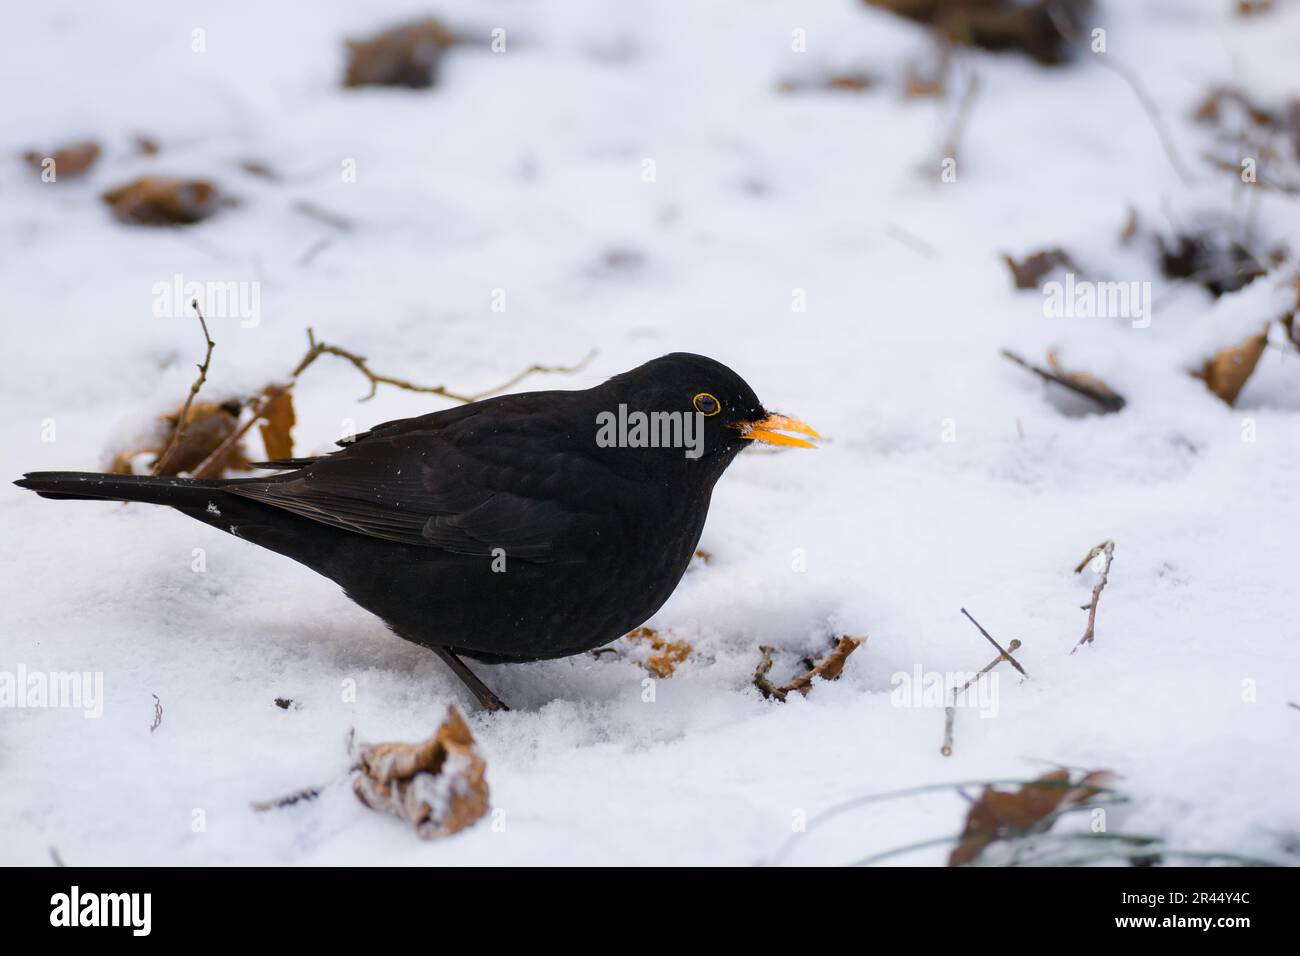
[[15, 353, 816, 709]]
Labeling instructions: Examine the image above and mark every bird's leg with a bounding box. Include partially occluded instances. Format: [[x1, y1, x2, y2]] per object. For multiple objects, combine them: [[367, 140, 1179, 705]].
[[431, 646, 510, 713]]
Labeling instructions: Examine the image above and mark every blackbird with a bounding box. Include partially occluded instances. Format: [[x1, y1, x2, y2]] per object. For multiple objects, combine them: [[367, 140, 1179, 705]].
[[15, 352, 817, 711]]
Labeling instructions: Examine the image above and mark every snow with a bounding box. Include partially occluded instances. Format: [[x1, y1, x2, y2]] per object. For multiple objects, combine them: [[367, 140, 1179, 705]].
[[2, 0, 1298, 865]]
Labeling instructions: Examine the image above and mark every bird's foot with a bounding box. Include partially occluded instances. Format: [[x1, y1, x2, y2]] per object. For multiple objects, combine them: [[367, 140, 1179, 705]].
[[432, 646, 511, 713]]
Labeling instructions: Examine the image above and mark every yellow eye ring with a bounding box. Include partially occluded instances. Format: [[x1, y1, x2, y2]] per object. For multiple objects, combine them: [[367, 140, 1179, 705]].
[[693, 392, 721, 416]]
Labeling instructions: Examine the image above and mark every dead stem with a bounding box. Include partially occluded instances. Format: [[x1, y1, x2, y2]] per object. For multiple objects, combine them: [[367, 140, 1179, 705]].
[[152, 300, 214, 476]]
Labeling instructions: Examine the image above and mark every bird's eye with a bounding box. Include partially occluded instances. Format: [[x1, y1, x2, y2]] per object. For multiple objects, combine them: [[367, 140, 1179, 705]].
[[693, 392, 721, 416]]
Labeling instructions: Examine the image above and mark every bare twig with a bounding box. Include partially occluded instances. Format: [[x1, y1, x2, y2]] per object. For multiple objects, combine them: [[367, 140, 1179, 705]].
[[959, 608, 1027, 677], [754, 635, 867, 701], [251, 784, 327, 812], [1072, 540, 1116, 653], [942, 637, 1023, 756], [152, 300, 214, 476], [149, 693, 163, 733], [291, 328, 598, 404], [1001, 349, 1126, 413], [190, 386, 288, 480]]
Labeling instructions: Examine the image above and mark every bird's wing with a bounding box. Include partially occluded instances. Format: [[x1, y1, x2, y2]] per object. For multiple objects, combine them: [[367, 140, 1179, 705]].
[[223, 400, 598, 562]]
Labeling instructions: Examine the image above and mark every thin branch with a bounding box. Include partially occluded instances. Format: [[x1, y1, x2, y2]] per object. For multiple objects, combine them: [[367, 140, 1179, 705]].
[[152, 300, 214, 476], [959, 608, 1027, 677], [943, 638, 1022, 756], [1001, 349, 1126, 413], [291, 328, 598, 403], [1071, 540, 1116, 653], [149, 693, 163, 733], [190, 386, 288, 480]]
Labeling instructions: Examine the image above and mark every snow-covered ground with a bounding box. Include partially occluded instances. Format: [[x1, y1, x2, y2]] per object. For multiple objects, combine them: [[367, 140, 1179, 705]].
[[2, 0, 1298, 865]]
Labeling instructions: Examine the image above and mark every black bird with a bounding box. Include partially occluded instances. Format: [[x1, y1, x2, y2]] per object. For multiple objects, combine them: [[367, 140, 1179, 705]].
[[15, 353, 817, 711]]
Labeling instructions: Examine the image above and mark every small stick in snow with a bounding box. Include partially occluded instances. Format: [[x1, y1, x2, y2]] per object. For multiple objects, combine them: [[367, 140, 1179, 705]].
[[1000, 349, 1126, 413], [959, 608, 1027, 678], [149, 693, 163, 733], [943, 638, 1022, 756], [151, 300, 215, 476], [754, 635, 868, 702], [251, 784, 326, 812], [49, 846, 66, 867], [1071, 540, 1116, 653]]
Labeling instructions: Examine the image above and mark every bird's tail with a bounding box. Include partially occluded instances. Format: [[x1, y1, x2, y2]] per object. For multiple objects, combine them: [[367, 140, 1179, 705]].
[[14, 471, 224, 507]]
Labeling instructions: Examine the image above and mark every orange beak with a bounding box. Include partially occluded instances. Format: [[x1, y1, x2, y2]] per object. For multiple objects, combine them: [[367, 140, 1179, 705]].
[[737, 413, 820, 449]]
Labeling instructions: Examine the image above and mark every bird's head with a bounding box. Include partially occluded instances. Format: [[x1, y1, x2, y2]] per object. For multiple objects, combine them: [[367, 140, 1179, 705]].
[[595, 353, 819, 469]]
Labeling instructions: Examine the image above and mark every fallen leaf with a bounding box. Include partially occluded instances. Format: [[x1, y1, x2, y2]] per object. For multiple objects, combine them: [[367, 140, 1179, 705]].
[[754, 635, 867, 701], [24, 140, 100, 179], [949, 769, 1116, 866], [344, 18, 457, 89], [102, 177, 222, 225], [1002, 248, 1077, 289], [626, 626, 693, 678], [112, 400, 251, 477], [1200, 329, 1269, 406], [353, 706, 489, 839], [257, 389, 296, 461]]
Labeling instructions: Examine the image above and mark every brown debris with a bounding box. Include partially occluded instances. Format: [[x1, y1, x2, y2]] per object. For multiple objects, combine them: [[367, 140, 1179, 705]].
[[102, 177, 222, 226], [862, 0, 1092, 66], [626, 626, 693, 678], [1199, 328, 1269, 406], [1001, 248, 1077, 290], [949, 769, 1116, 866], [352, 706, 489, 839], [344, 18, 457, 89], [779, 72, 876, 94], [1001, 349, 1126, 413], [24, 140, 100, 179], [1158, 232, 1268, 298], [754, 635, 867, 702]]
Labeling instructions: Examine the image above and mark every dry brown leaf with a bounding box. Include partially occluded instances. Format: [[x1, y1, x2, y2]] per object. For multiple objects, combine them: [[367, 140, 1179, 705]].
[[949, 769, 1115, 866], [24, 140, 101, 179], [353, 706, 489, 840], [257, 389, 296, 461], [754, 635, 867, 701], [111, 400, 251, 477], [344, 18, 457, 89], [626, 626, 693, 678], [1200, 329, 1269, 406], [102, 177, 221, 225], [1001, 248, 1076, 290]]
